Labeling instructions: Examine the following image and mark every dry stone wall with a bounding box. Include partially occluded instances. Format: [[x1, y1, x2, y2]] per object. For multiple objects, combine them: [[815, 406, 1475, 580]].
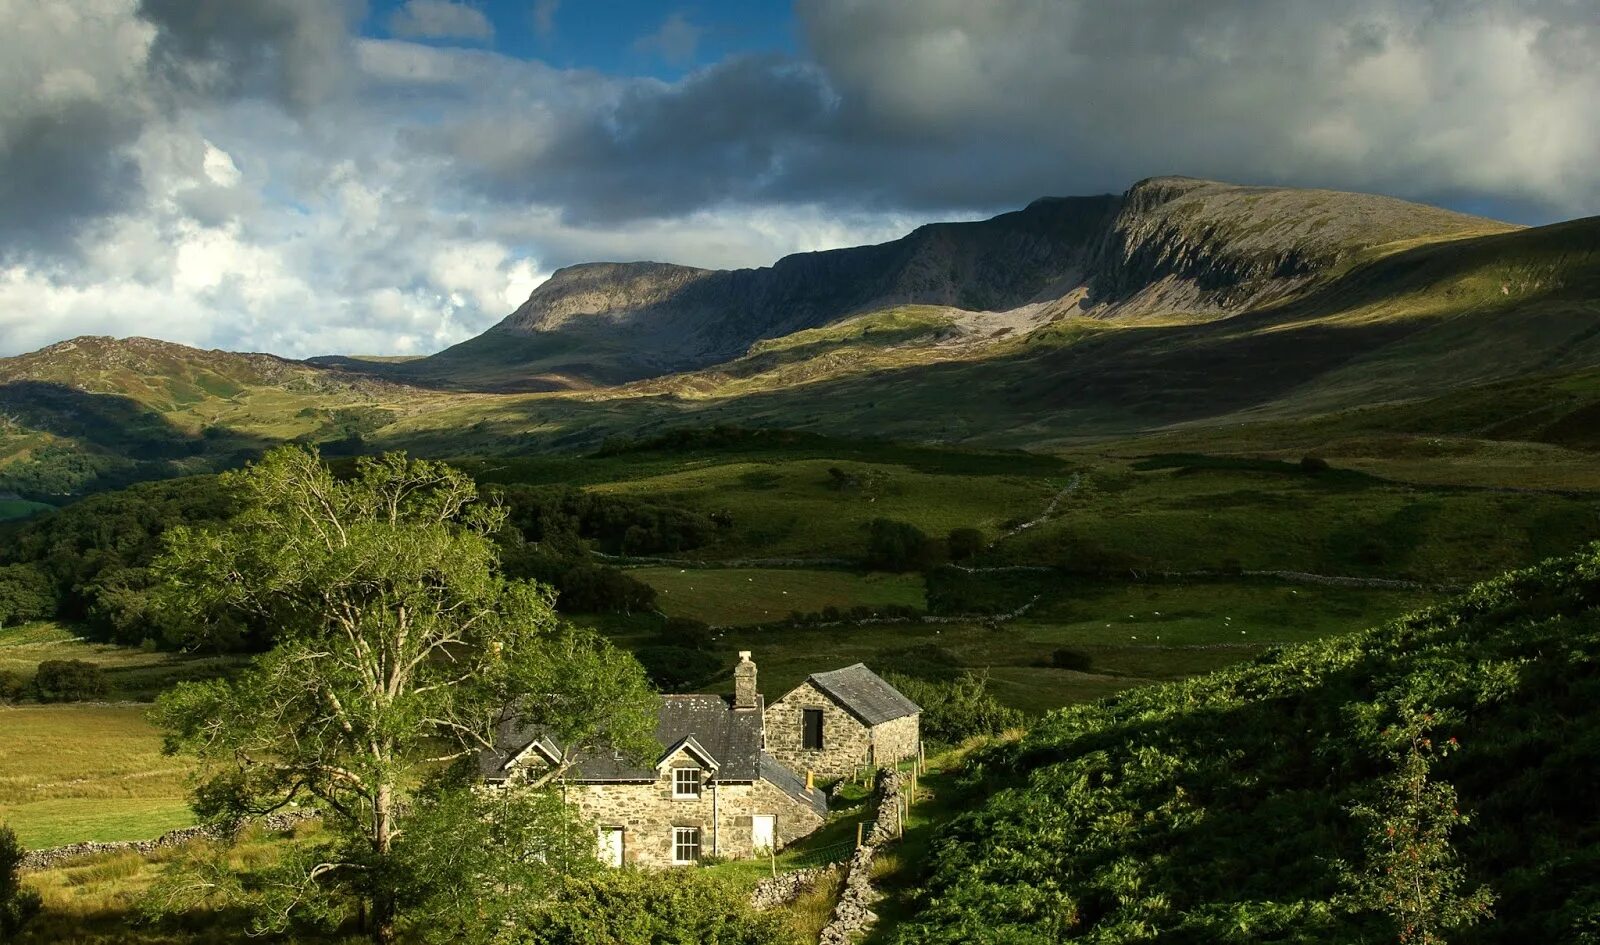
[[818, 767, 908, 945], [20, 811, 315, 871]]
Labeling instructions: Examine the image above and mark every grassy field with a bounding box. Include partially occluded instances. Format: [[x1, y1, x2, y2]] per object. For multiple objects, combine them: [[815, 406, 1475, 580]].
[[15, 822, 356, 945], [0, 496, 52, 520], [0, 704, 191, 848], [589, 576, 1438, 714], [0, 623, 241, 701], [632, 567, 926, 625]]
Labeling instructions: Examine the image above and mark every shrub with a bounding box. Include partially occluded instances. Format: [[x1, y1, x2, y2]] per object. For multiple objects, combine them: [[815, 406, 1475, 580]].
[[865, 519, 943, 572], [0, 670, 26, 703], [0, 563, 54, 628], [947, 527, 986, 562], [660, 616, 716, 650], [1049, 648, 1094, 672], [884, 671, 1023, 745], [1301, 455, 1332, 474], [635, 646, 723, 691], [31, 659, 109, 702], [0, 823, 41, 939], [509, 866, 799, 945], [557, 565, 657, 614]]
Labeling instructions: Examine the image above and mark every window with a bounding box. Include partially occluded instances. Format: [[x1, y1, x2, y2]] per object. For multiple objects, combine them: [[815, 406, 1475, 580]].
[[802, 708, 824, 750], [673, 826, 701, 864], [672, 767, 702, 798]]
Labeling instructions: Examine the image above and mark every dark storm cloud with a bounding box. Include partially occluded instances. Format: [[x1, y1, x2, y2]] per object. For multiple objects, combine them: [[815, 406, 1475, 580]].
[[426, 55, 838, 224], [138, 0, 364, 113], [431, 0, 1600, 224]]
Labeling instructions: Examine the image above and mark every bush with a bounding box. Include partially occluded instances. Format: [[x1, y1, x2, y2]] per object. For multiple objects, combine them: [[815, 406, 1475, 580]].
[[510, 868, 798, 945], [865, 519, 944, 572], [0, 823, 41, 939], [31, 659, 109, 702], [1300, 455, 1332, 474], [557, 565, 657, 614], [1049, 648, 1094, 672], [947, 527, 986, 562], [0, 563, 54, 628], [885, 671, 1023, 745], [659, 616, 716, 650], [635, 646, 723, 691], [0, 670, 26, 703]]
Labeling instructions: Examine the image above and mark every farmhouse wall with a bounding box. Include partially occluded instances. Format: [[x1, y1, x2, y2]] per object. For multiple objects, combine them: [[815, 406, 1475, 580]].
[[566, 770, 823, 868], [766, 680, 873, 780]]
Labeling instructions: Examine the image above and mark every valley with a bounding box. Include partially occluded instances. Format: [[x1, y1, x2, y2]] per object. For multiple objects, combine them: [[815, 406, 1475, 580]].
[[2, 176, 1599, 944]]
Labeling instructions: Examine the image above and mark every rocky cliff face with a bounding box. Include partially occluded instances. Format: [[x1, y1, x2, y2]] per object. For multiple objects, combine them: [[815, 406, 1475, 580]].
[[419, 178, 1510, 387]]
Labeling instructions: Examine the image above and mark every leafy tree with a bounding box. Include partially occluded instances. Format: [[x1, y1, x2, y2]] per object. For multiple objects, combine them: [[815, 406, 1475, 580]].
[[0, 670, 26, 703], [557, 563, 657, 614], [1345, 706, 1495, 944], [884, 670, 1023, 744], [0, 563, 53, 628], [0, 823, 41, 939], [509, 868, 800, 945], [150, 446, 659, 944], [31, 658, 109, 702], [635, 646, 722, 692], [865, 518, 943, 572], [946, 527, 986, 562]]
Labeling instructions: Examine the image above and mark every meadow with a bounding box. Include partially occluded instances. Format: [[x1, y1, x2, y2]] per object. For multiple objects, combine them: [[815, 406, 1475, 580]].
[[631, 567, 926, 625]]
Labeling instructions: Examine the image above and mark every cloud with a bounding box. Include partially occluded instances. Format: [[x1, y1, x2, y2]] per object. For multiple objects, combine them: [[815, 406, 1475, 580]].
[[532, 0, 559, 39], [4, 0, 1599, 361], [387, 0, 495, 43], [633, 12, 703, 67], [138, 0, 361, 112]]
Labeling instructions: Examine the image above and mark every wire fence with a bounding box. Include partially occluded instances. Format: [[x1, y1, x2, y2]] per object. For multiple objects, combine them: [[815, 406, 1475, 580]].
[[775, 839, 857, 871]]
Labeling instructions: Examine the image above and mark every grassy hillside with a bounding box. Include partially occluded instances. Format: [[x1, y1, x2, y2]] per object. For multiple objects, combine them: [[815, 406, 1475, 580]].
[[892, 544, 1600, 944]]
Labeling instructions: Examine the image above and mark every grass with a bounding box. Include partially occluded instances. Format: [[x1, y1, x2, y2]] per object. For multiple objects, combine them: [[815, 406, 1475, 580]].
[[0, 622, 242, 702], [0, 703, 192, 848], [0, 496, 52, 520], [588, 457, 1063, 560], [16, 822, 356, 945], [631, 567, 926, 625], [589, 577, 1437, 715]]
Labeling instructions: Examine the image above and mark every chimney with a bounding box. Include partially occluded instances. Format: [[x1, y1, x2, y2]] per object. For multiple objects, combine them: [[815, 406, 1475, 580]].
[[734, 651, 758, 710]]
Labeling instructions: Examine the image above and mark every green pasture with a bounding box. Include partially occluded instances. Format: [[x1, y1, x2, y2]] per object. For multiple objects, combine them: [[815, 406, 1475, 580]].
[[631, 567, 926, 625]]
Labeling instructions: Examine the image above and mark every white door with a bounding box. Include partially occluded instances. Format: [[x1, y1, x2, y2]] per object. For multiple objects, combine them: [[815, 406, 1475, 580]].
[[752, 815, 775, 854], [598, 827, 624, 867]]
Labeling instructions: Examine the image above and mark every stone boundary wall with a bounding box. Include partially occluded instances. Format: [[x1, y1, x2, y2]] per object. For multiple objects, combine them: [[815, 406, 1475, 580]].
[[20, 811, 316, 872], [818, 767, 907, 945], [749, 864, 840, 911]]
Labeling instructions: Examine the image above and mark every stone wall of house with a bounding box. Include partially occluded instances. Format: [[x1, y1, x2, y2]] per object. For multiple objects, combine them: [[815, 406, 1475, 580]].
[[766, 680, 873, 780], [869, 714, 920, 766], [565, 769, 824, 869]]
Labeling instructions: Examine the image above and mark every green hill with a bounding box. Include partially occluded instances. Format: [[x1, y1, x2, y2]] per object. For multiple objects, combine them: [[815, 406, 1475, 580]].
[[894, 545, 1600, 944]]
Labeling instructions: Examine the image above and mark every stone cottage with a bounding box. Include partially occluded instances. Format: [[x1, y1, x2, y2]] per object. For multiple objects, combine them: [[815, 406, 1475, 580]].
[[765, 663, 921, 780], [480, 652, 828, 867]]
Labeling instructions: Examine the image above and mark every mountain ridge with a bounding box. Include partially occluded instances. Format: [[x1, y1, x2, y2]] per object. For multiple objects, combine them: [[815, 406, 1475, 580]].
[[410, 177, 1510, 390]]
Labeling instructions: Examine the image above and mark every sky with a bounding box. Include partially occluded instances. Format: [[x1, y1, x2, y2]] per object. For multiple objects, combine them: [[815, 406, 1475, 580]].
[[1, 0, 1597, 359]]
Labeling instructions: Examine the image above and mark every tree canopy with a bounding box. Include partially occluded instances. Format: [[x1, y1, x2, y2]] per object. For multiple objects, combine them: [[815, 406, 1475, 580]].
[[151, 446, 659, 943]]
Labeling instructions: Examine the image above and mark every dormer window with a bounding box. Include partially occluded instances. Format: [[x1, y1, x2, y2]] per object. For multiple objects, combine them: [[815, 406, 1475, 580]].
[[672, 767, 703, 798]]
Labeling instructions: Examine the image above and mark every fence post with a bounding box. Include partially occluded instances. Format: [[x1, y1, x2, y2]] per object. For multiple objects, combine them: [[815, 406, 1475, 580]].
[[856, 822, 864, 850], [770, 845, 776, 878]]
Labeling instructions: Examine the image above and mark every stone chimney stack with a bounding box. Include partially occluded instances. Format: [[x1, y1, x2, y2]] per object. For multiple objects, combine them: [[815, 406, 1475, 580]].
[[734, 651, 758, 710]]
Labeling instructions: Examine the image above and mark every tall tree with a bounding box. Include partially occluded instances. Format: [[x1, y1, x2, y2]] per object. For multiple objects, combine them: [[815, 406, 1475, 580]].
[[151, 446, 658, 944]]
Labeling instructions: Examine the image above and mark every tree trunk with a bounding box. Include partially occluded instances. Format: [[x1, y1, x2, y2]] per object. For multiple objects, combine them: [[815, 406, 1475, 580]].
[[372, 781, 397, 945]]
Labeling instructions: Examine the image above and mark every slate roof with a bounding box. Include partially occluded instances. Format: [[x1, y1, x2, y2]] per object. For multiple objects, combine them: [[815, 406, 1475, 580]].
[[482, 694, 766, 783], [807, 663, 921, 726]]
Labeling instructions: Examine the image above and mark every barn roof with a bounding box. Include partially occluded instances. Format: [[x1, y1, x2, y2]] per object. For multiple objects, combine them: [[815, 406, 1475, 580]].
[[808, 663, 921, 726]]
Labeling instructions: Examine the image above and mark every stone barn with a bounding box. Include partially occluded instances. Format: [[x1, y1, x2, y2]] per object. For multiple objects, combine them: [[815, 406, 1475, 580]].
[[765, 663, 921, 780], [479, 652, 827, 868]]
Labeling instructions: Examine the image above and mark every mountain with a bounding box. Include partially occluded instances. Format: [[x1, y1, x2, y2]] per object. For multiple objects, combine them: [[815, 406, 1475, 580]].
[[0, 336, 426, 501], [402, 177, 1511, 390]]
